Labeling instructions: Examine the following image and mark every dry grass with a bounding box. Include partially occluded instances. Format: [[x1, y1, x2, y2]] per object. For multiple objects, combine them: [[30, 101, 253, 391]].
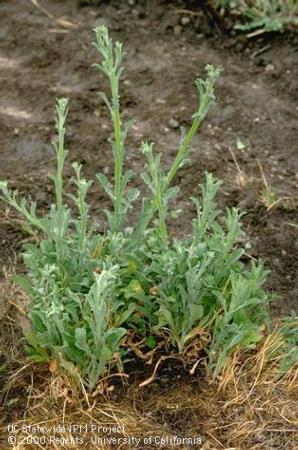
[[0, 270, 25, 365], [0, 277, 297, 450]]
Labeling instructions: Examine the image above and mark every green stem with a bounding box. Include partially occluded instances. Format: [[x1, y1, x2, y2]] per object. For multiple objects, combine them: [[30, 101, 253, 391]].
[[56, 124, 65, 212], [110, 77, 123, 232], [54, 98, 68, 214], [156, 192, 167, 247], [166, 119, 200, 189]]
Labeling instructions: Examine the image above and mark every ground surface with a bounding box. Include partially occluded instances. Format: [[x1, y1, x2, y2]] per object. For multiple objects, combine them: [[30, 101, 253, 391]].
[[0, 2, 298, 449]]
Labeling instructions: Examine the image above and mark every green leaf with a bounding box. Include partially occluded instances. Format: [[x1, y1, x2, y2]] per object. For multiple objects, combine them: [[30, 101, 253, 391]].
[[13, 274, 33, 295], [97, 173, 114, 200], [126, 188, 140, 204], [75, 328, 92, 356], [105, 327, 126, 349], [146, 335, 157, 349], [189, 303, 204, 323], [116, 303, 136, 326]]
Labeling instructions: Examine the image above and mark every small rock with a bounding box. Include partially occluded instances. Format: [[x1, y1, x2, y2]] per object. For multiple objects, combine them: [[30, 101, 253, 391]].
[[132, 8, 140, 19], [173, 25, 182, 36], [35, 191, 47, 203], [180, 16, 191, 26], [234, 41, 245, 52], [168, 118, 179, 129], [196, 33, 204, 40], [265, 64, 275, 72], [128, 0, 135, 5], [225, 37, 237, 48]]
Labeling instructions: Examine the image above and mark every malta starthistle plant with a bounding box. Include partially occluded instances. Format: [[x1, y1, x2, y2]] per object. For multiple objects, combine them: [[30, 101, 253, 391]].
[[0, 25, 279, 390]]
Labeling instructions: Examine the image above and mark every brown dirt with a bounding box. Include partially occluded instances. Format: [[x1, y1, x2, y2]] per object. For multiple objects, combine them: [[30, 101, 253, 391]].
[[0, 2, 297, 447]]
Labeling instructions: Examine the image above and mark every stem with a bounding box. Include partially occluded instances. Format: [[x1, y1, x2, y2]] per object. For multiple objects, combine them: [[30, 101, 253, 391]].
[[110, 75, 123, 232], [165, 115, 202, 190], [143, 143, 168, 246], [54, 98, 68, 214], [156, 191, 167, 247], [78, 193, 87, 250], [56, 123, 65, 212]]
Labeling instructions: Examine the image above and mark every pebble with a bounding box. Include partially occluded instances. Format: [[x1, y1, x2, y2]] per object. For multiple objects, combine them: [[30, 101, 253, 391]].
[[180, 16, 191, 26], [128, 0, 135, 5], [173, 25, 182, 36], [196, 33, 204, 41], [265, 64, 275, 72], [132, 8, 140, 19], [35, 192, 47, 203], [235, 42, 245, 52], [168, 118, 179, 129]]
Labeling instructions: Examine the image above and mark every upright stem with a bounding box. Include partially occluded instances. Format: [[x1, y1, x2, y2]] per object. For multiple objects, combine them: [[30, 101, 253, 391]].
[[110, 75, 123, 231], [165, 116, 202, 190], [94, 26, 125, 233], [54, 98, 68, 214], [56, 123, 65, 212], [156, 190, 167, 247]]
